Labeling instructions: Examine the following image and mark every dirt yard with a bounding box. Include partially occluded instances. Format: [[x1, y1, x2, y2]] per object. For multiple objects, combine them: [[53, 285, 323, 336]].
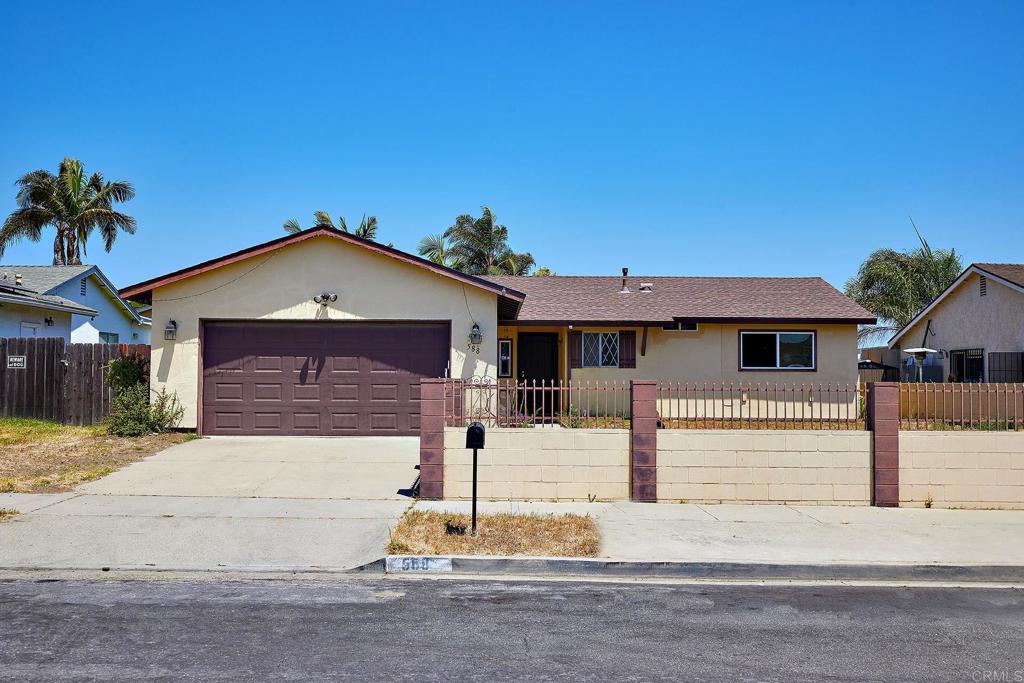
[[0, 418, 192, 493], [386, 509, 600, 557]]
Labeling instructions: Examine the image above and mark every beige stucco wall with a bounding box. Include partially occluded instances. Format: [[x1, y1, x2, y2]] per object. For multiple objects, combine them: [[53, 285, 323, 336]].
[[498, 323, 860, 386], [900, 432, 1024, 509], [896, 272, 1024, 380], [150, 234, 498, 428], [657, 430, 872, 505], [443, 427, 630, 501]]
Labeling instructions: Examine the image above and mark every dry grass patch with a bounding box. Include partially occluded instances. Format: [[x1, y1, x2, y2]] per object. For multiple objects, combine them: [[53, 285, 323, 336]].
[[387, 509, 600, 557], [0, 418, 193, 493], [0, 508, 18, 522]]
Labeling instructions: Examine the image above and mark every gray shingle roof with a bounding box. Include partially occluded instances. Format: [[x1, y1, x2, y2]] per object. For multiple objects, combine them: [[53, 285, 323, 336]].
[[0, 269, 98, 315], [484, 275, 876, 323], [0, 265, 93, 294]]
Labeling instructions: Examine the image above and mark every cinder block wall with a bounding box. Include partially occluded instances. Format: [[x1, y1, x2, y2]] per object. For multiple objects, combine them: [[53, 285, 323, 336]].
[[900, 432, 1024, 509], [657, 430, 872, 505], [443, 427, 630, 501]]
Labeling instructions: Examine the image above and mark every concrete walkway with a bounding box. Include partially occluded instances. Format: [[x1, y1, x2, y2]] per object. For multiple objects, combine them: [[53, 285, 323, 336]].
[[415, 500, 1024, 567]]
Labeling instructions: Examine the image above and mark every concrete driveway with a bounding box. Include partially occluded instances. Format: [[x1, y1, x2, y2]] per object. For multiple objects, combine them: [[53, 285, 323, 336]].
[[0, 437, 418, 572], [78, 436, 421, 499]]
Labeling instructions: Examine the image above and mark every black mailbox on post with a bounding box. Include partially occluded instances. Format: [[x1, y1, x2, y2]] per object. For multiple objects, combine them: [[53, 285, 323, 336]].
[[466, 421, 486, 449]]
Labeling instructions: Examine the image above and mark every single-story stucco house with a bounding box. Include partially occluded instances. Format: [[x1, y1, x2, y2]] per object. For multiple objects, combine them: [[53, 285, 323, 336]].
[[889, 263, 1024, 382], [119, 227, 875, 436], [0, 265, 150, 343]]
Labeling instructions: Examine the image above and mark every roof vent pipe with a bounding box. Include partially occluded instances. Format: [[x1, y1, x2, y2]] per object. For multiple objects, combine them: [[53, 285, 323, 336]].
[[620, 267, 630, 293], [14, 273, 22, 286]]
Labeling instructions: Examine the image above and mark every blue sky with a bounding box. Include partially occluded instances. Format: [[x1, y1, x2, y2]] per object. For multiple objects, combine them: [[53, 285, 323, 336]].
[[1, 1, 1021, 291]]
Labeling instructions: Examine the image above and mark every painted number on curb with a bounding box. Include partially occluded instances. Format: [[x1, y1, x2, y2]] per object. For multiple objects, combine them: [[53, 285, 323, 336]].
[[386, 557, 453, 573]]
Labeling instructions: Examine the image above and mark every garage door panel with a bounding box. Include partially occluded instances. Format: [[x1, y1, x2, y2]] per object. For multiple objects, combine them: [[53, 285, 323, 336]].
[[202, 322, 448, 436]]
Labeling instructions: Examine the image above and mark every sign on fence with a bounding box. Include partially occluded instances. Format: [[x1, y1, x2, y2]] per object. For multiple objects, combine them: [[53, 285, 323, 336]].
[[0, 337, 151, 425]]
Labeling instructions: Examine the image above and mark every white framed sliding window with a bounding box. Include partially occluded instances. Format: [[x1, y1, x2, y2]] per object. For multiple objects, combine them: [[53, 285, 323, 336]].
[[739, 331, 815, 371]]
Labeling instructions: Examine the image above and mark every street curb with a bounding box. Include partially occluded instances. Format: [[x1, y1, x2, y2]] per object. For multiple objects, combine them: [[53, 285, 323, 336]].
[[384, 556, 1024, 583]]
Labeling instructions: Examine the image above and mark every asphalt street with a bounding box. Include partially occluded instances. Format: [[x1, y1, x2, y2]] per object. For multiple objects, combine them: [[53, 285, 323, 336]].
[[0, 577, 1022, 682]]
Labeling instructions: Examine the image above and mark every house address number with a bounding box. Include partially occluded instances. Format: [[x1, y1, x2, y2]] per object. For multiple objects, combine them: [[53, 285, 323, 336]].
[[6, 355, 26, 369]]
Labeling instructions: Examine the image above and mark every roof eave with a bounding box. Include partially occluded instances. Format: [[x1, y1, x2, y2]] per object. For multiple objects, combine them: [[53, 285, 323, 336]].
[[503, 316, 877, 326], [0, 292, 99, 316], [80, 267, 148, 326]]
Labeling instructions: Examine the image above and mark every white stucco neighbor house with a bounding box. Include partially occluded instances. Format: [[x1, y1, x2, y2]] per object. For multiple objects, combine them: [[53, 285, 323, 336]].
[[0, 265, 150, 344]]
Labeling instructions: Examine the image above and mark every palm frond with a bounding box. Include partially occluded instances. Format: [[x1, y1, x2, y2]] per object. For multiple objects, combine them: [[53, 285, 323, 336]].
[[283, 218, 303, 234], [313, 211, 335, 229]]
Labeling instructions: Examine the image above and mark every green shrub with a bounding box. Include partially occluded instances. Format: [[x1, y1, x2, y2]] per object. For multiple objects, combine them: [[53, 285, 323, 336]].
[[107, 384, 184, 436], [107, 384, 153, 436], [149, 388, 184, 432], [106, 355, 148, 395]]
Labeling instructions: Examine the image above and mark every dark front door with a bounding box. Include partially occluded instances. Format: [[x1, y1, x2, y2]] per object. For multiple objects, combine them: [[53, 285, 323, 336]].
[[517, 332, 559, 419], [202, 321, 449, 436]]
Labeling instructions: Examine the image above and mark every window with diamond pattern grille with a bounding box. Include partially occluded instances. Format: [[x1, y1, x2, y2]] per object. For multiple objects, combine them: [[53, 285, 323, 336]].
[[582, 332, 619, 367]]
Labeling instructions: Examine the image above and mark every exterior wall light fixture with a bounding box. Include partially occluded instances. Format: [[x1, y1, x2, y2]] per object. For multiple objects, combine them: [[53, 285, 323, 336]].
[[44, 317, 54, 327], [469, 323, 483, 346], [164, 320, 177, 341], [313, 292, 338, 305]]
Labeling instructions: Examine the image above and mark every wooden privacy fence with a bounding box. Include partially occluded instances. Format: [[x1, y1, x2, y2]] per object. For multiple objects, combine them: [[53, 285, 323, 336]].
[[657, 382, 865, 430], [444, 379, 632, 428], [0, 338, 151, 425], [900, 382, 1024, 431]]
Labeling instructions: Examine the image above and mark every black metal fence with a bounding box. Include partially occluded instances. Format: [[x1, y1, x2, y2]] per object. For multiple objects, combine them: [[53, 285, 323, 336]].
[[989, 352, 1024, 382]]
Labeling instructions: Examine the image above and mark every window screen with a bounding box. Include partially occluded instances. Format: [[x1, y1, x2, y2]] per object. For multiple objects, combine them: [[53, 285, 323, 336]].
[[779, 333, 814, 368]]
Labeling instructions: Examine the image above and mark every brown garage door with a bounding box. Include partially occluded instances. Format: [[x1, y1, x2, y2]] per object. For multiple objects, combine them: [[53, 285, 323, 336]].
[[201, 321, 449, 436]]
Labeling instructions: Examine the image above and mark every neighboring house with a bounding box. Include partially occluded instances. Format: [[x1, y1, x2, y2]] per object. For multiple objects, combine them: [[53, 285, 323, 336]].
[[0, 265, 151, 344], [120, 227, 875, 437], [0, 271, 98, 339], [889, 263, 1024, 382]]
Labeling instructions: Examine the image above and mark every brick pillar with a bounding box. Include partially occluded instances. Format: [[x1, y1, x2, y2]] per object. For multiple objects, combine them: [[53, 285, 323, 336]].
[[630, 380, 658, 502], [419, 378, 446, 500], [866, 382, 899, 507]]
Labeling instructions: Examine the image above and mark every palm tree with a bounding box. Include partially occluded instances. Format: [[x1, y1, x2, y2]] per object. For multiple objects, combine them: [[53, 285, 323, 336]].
[[283, 212, 378, 240], [442, 206, 535, 276], [0, 158, 136, 265], [417, 233, 464, 269], [844, 221, 962, 342]]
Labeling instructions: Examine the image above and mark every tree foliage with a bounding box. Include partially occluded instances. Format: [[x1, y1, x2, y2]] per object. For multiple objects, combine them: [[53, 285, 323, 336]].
[[844, 223, 962, 342], [434, 206, 535, 276], [417, 233, 464, 269], [283, 212, 378, 240], [0, 158, 136, 265]]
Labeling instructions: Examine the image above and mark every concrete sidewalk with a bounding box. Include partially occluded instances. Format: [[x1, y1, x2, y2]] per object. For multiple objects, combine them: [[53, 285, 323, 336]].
[[0, 492, 410, 572], [415, 500, 1024, 567]]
